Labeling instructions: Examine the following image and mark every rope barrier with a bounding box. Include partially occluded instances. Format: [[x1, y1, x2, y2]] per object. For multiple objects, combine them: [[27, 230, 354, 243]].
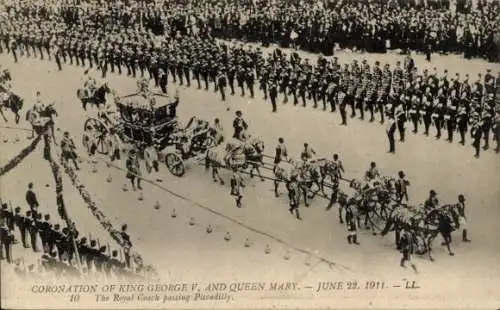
[[78, 151, 352, 272]]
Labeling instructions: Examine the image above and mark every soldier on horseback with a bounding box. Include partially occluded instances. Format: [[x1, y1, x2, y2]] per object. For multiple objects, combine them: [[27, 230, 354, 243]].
[[300, 143, 316, 162], [83, 74, 97, 99], [365, 162, 380, 182]]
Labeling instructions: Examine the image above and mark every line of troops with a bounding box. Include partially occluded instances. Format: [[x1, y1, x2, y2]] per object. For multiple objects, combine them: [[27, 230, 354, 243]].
[[0, 200, 141, 279], [4, 0, 499, 62], [1, 4, 499, 155]]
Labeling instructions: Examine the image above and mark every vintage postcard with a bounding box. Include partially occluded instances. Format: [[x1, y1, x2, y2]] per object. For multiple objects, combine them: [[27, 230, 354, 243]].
[[1, 0, 499, 309]]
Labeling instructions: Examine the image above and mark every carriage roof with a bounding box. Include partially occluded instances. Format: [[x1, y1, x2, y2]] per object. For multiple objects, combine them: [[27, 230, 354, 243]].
[[115, 91, 177, 127]]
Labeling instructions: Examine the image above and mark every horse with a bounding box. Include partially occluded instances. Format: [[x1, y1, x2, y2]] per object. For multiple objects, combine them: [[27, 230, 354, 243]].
[[0, 70, 11, 84], [273, 160, 300, 197], [0, 92, 23, 124], [241, 137, 265, 180], [77, 83, 111, 110]]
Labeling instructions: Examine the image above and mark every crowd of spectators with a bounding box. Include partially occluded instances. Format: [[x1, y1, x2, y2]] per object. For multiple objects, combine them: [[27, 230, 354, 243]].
[[11, 0, 496, 61], [0, 0, 498, 158], [0, 192, 147, 280]]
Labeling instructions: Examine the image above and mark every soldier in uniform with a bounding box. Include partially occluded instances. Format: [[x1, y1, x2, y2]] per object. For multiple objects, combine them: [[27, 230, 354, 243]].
[[424, 190, 439, 212], [470, 113, 483, 158], [126, 149, 142, 191], [399, 230, 417, 273], [394, 104, 406, 142], [345, 204, 359, 245], [396, 171, 410, 202], [386, 112, 397, 153], [338, 87, 348, 125], [481, 109, 492, 150], [300, 143, 316, 162], [232, 110, 248, 141], [216, 70, 227, 101], [227, 61, 236, 95], [158, 68, 168, 94], [269, 79, 278, 112], [456, 194, 471, 242], [61, 132, 79, 170], [274, 137, 288, 170], [456, 106, 468, 145], [422, 88, 433, 136], [230, 168, 245, 208], [288, 69, 298, 105], [245, 67, 255, 98], [13, 207, 28, 248]]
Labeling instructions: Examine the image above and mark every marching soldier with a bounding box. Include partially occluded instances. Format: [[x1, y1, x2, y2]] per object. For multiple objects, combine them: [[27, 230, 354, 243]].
[[471, 114, 483, 158], [481, 109, 492, 150], [245, 67, 255, 98], [457, 106, 469, 145], [338, 87, 348, 125], [422, 88, 433, 136], [386, 113, 397, 153], [216, 70, 227, 101], [158, 68, 168, 94], [227, 61, 236, 95], [269, 79, 278, 112], [395, 103, 406, 142], [409, 94, 420, 133]]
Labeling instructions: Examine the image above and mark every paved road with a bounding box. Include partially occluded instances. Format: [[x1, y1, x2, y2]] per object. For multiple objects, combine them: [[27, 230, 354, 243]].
[[1, 52, 499, 309]]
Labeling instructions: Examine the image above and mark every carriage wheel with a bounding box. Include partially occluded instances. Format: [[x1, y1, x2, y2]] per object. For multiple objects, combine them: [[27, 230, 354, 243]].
[[165, 152, 185, 177], [83, 118, 110, 154]]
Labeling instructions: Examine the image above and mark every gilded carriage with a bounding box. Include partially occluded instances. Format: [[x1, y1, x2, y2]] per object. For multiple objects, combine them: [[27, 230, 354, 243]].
[[82, 81, 187, 176]]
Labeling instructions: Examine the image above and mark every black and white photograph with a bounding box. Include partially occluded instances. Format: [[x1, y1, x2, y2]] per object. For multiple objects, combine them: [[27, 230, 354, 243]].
[[0, 0, 499, 308]]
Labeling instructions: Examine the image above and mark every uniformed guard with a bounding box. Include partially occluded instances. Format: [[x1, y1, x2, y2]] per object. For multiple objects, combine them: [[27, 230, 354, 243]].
[[456, 194, 471, 242], [269, 79, 278, 112], [126, 149, 142, 191], [232, 110, 248, 141], [60, 132, 79, 170], [338, 87, 347, 125], [245, 67, 255, 98], [386, 113, 397, 153], [395, 103, 406, 142], [345, 204, 359, 245], [457, 106, 468, 145], [481, 109, 492, 150], [216, 70, 227, 101], [396, 171, 410, 202], [470, 114, 483, 158], [230, 168, 245, 208]]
